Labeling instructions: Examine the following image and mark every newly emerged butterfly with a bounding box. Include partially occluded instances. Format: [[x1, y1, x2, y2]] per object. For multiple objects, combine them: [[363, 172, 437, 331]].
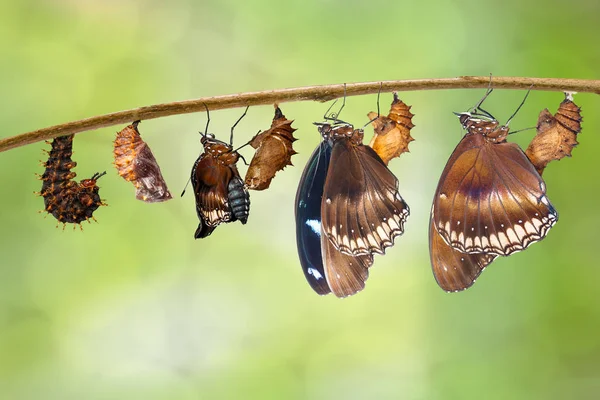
[[430, 88, 558, 291], [245, 104, 297, 190], [38, 135, 106, 227], [295, 95, 409, 297], [189, 107, 250, 239], [114, 121, 172, 203]]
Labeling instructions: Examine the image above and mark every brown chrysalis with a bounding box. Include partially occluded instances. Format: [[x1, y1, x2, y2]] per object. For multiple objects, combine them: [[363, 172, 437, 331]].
[[525, 93, 582, 174], [113, 121, 172, 203], [367, 93, 415, 165], [244, 104, 297, 190], [38, 135, 106, 227]]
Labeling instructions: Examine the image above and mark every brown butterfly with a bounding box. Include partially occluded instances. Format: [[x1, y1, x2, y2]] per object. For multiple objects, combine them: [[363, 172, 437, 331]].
[[320, 124, 409, 258], [430, 88, 558, 291], [188, 107, 250, 239]]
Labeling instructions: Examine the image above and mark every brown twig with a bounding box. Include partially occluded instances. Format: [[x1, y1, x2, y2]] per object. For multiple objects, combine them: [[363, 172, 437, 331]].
[[1, 76, 599, 153]]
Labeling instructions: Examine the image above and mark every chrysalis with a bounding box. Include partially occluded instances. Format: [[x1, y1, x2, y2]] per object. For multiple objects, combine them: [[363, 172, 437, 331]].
[[525, 93, 582, 174], [244, 104, 297, 190], [367, 93, 415, 165], [114, 121, 172, 203]]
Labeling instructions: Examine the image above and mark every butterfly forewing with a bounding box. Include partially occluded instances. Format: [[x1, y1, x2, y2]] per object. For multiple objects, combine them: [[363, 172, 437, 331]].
[[322, 135, 409, 256], [433, 131, 558, 256]]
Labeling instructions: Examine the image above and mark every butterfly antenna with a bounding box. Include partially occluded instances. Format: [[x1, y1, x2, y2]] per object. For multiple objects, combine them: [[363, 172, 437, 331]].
[[181, 178, 191, 197], [230, 106, 249, 145], [200, 103, 210, 137], [506, 84, 533, 126], [233, 134, 255, 153], [508, 126, 536, 135], [323, 99, 339, 121], [471, 74, 494, 112]]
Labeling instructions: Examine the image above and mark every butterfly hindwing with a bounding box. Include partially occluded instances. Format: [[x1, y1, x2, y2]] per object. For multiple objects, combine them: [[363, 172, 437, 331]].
[[322, 228, 373, 298], [429, 216, 497, 292]]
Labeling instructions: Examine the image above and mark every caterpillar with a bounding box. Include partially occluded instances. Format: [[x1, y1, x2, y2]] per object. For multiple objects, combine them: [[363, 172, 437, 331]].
[[38, 135, 106, 227]]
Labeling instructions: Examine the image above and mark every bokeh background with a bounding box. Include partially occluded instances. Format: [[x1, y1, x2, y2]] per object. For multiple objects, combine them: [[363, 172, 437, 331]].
[[1, 0, 599, 399]]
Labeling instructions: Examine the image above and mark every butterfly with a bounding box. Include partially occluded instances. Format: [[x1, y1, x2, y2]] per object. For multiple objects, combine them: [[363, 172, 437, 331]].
[[295, 99, 409, 297], [429, 87, 558, 292], [188, 107, 251, 239]]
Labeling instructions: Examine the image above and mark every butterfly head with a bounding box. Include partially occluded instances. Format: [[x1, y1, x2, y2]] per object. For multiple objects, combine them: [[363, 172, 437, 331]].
[[455, 112, 508, 143], [80, 171, 106, 188], [313, 122, 354, 142], [201, 134, 238, 164]]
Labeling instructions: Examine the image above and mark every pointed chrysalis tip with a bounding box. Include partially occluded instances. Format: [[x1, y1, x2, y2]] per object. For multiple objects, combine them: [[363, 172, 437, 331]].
[[564, 91, 576, 101]]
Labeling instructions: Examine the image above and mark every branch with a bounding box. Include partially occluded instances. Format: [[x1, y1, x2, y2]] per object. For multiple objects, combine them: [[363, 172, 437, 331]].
[[1, 76, 599, 153]]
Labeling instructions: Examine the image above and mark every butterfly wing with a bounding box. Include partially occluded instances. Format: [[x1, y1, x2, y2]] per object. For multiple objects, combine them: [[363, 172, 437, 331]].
[[429, 216, 497, 292], [322, 139, 409, 256], [294, 141, 333, 295], [322, 228, 373, 298], [192, 155, 234, 239], [433, 133, 558, 256]]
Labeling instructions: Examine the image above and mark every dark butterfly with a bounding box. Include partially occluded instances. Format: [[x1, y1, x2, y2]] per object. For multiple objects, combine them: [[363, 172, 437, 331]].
[[189, 107, 250, 239], [429, 88, 558, 291], [295, 100, 409, 297]]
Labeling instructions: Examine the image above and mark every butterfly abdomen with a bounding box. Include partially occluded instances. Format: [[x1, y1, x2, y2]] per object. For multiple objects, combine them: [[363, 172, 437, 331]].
[[227, 177, 250, 224]]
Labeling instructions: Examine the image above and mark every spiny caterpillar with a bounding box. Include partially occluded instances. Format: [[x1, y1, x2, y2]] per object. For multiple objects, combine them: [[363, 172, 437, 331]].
[[38, 135, 105, 227]]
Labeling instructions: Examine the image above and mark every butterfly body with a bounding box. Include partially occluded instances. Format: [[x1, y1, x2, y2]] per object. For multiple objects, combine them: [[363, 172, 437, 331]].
[[192, 135, 250, 239]]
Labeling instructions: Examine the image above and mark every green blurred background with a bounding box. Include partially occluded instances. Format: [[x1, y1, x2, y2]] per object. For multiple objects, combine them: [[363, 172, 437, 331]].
[[1, 0, 599, 398]]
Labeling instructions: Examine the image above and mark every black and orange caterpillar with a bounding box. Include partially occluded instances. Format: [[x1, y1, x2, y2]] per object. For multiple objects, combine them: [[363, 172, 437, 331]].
[[38, 135, 106, 227]]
